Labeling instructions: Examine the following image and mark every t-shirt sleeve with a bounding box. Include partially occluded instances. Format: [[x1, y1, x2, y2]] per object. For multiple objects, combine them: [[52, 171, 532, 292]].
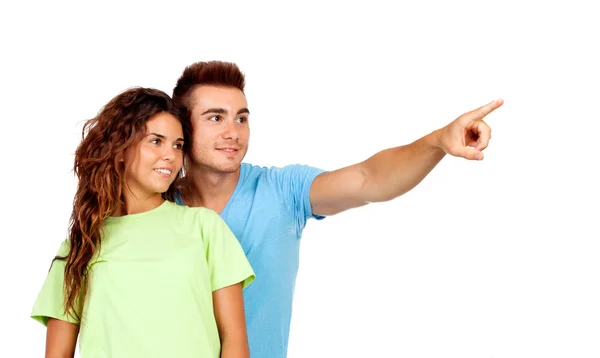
[[269, 164, 327, 231], [201, 210, 255, 292], [30, 240, 80, 326]]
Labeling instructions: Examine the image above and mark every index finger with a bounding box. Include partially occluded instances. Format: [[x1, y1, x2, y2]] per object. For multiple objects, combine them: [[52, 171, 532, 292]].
[[467, 98, 504, 120]]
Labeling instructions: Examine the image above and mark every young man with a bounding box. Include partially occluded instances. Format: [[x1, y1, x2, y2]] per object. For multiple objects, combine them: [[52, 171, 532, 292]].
[[172, 61, 503, 358]]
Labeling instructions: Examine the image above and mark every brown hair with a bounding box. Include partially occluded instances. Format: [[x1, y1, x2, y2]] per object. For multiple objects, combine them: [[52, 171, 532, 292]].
[[56, 87, 191, 320], [172, 61, 246, 121]]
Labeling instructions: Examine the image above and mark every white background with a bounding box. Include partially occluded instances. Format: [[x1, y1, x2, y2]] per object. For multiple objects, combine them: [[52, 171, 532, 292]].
[[1, 1, 599, 357]]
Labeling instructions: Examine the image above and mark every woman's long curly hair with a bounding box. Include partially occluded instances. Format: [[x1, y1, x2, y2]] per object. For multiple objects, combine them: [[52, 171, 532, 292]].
[[55, 87, 192, 321]]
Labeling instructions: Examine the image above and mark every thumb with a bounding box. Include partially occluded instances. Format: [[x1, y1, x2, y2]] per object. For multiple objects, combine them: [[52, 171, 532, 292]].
[[453, 146, 484, 160]]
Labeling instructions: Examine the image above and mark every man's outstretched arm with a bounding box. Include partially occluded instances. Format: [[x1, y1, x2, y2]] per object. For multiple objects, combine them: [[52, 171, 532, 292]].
[[309, 99, 504, 216]]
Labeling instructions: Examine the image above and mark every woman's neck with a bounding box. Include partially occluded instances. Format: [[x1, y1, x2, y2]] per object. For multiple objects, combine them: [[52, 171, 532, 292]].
[[113, 193, 165, 216]]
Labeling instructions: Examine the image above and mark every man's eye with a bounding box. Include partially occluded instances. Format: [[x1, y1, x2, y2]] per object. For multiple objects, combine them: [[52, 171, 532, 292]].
[[209, 115, 220, 121], [236, 117, 247, 123]]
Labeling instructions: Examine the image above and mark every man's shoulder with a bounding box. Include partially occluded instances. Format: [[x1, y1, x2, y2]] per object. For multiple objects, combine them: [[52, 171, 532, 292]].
[[239, 163, 326, 201], [241, 162, 325, 180]]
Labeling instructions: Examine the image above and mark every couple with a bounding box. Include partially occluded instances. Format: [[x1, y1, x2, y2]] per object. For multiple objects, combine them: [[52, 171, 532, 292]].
[[31, 61, 504, 358]]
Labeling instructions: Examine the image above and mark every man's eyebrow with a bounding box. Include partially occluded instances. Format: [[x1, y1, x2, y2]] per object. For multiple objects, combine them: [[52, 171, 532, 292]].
[[200, 108, 250, 115], [201, 108, 227, 115]]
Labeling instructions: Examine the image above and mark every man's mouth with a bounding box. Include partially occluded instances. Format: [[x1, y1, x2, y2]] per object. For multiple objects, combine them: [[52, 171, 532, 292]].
[[216, 148, 239, 155]]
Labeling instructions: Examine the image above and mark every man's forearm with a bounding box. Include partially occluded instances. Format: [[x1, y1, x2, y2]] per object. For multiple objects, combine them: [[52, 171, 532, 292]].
[[360, 129, 446, 203]]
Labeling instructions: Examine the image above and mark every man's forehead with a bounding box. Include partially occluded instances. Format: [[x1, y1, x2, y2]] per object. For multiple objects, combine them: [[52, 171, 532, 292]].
[[191, 85, 247, 111]]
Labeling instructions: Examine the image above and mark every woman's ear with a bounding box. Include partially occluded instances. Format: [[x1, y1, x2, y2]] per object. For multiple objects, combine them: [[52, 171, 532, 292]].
[[114, 154, 125, 165]]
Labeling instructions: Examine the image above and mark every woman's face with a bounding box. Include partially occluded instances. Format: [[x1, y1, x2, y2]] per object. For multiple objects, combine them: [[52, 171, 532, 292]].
[[123, 112, 184, 200]]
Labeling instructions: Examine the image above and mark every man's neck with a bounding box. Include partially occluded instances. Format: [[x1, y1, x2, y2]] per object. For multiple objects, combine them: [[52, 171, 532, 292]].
[[183, 165, 241, 214]]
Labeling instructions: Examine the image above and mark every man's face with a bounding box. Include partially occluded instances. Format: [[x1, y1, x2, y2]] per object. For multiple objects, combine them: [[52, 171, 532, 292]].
[[188, 85, 250, 173]]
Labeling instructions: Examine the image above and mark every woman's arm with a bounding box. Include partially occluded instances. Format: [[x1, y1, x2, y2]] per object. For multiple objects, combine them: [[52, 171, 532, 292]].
[[213, 283, 249, 358], [46, 318, 79, 358]]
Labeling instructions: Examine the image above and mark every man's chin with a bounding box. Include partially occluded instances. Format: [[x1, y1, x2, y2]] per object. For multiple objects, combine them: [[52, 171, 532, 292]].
[[208, 161, 241, 174], [221, 162, 242, 173], [193, 156, 244, 174]]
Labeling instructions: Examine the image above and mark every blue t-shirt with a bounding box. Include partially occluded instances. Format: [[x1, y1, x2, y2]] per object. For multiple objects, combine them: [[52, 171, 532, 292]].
[[176, 163, 326, 358]]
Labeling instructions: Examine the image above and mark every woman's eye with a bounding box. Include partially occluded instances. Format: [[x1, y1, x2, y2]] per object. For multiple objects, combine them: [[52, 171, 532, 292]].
[[173, 143, 184, 150], [151, 138, 161, 145]]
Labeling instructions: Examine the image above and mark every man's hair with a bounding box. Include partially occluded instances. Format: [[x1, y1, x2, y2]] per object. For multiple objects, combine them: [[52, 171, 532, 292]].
[[172, 61, 246, 120]]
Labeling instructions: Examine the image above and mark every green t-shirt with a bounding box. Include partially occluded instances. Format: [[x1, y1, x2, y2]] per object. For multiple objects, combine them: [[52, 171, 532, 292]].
[[31, 200, 255, 357]]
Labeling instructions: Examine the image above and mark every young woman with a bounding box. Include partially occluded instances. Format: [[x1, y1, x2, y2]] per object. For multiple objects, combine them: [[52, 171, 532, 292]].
[[31, 87, 255, 358]]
